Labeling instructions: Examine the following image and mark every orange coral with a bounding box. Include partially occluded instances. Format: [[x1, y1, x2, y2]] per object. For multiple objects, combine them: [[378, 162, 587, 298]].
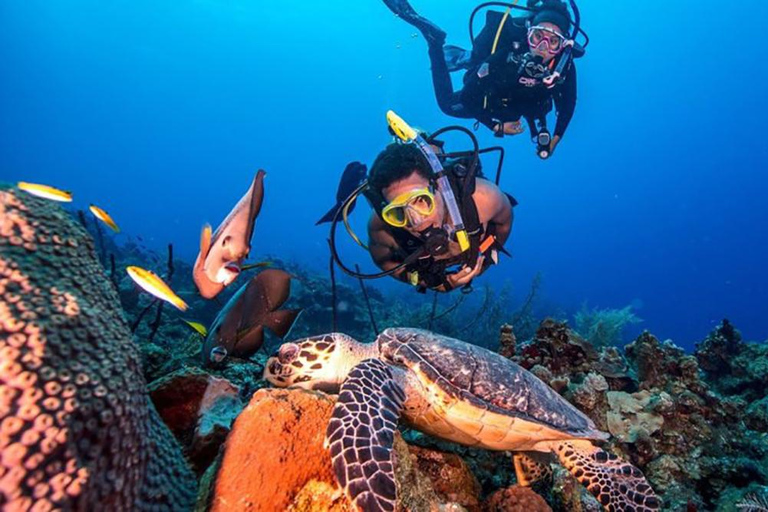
[[210, 388, 343, 511]]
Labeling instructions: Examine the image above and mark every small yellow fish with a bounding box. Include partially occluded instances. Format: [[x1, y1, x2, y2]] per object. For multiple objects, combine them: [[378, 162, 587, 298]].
[[182, 319, 208, 337], [17, 182, 73, 202], [126, 266, 189, 311], [89, 204, 120, 233]]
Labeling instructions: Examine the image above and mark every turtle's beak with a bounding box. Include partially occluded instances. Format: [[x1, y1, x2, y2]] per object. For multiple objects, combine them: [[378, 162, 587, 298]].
[[264, 356, 288, 386]]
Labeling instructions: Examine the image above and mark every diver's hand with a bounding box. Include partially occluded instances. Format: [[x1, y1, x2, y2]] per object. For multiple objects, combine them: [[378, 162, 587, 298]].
[[446, 255, 485, 289], [493, 121, 525, 136], [549, 134, 561, 154]]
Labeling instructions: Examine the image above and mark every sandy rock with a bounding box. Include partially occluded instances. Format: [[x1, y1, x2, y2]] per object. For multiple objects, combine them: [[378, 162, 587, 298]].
[[606, 390, 664, 443], [149, 367, 242, 473], [288, 480, 354, 512]]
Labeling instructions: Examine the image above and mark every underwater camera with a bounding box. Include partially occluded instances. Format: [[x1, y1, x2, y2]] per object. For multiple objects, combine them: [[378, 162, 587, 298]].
[[536, 129, 552, 159]]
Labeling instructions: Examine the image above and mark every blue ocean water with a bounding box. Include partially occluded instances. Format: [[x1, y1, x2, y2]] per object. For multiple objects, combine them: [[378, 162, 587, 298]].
[[1, 0, 766, 348]]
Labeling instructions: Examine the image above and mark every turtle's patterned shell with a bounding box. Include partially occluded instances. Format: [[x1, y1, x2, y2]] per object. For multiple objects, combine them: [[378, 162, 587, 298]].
[[377, 328, 604, 439]]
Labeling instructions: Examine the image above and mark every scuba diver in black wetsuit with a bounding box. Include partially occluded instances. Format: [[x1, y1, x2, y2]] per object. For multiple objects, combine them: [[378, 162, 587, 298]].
[[382, 0, 587, 159]]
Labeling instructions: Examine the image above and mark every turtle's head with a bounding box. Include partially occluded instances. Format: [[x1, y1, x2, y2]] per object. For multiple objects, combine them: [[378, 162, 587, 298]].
[[264, 333, 374, 393]]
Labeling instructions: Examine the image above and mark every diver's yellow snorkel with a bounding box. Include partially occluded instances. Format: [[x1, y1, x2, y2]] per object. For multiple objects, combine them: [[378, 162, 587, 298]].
[[386, 110, 471, 253]]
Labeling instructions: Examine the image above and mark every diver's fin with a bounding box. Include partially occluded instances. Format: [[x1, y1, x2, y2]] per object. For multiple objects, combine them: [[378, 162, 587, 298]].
[[262, 308, 302, 339], [444, 44, 472, 72], [382, 0, 446, 46], [315, 198, 359, 225], [316, 204, 341, 225]]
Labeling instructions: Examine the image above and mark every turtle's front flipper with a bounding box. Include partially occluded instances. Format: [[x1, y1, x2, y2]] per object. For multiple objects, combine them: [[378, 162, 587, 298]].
[[326, 359, 407, 512], [552, 440, 661, 511]]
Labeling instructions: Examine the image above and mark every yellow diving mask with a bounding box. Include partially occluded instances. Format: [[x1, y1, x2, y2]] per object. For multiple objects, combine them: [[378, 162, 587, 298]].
[[381, 187, 436, 228]]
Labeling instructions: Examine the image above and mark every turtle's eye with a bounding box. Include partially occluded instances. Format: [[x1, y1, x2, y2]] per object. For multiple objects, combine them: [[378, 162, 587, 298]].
[[278, 343, 300, 364]]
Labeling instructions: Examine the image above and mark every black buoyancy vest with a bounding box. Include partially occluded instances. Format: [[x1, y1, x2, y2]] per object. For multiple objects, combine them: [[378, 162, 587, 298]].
[[462, 11, 557, 123]]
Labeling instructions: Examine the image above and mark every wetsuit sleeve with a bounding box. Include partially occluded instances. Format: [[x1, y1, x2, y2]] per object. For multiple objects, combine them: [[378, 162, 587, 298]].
[[553, 62, 577, 138]]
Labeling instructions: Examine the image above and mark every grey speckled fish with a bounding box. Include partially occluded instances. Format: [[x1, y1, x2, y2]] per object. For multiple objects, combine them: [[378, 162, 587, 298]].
[[202, 268, 301, 366]]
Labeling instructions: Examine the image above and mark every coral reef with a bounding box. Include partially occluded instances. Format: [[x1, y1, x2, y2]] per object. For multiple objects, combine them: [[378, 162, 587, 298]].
[[62, 205, 768, 512], [0, 185, 195, 510], [406, 444, 482, 510], [501, 318, 768, 511]]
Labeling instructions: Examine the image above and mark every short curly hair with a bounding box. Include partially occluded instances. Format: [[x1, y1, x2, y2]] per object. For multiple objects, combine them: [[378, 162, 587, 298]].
[[368, 143, 432, 193]]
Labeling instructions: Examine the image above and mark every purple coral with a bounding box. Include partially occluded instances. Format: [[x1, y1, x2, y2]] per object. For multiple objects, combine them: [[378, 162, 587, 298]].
[[0, 185, 195, 510]]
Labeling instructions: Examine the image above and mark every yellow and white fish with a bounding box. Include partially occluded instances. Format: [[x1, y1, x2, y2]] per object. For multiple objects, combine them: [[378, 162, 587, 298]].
[[89, 204, 120, 233], [126, 266, 188, 311], [17, 182, 73, 202]]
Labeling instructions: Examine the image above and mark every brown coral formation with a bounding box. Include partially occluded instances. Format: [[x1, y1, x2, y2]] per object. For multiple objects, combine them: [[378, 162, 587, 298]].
[[406, 445, 481, 511], [482, 485, 552, 512], [498, 324, 516, 360], [517, 319, 598, 376], [0, 185, 195, 510]]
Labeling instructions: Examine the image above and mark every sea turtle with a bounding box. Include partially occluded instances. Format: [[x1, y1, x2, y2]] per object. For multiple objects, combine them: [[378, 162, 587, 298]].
[[264, 328, 660, 512]]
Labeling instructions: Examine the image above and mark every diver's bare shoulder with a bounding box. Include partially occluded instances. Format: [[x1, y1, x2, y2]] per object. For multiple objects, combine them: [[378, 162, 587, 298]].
[[473, 178, 512, 226]]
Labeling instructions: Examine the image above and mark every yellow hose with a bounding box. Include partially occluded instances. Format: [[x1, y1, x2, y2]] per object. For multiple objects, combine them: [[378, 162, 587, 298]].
[[491, 1, 517, 55], [484, 0, 519, 111]]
